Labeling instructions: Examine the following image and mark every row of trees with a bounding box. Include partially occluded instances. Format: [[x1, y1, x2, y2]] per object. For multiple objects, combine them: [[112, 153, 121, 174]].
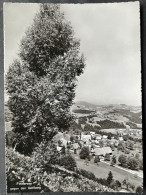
[[118, 154, 143, 170], [117, 140, 134, 152], [106, 171, 142, 193]]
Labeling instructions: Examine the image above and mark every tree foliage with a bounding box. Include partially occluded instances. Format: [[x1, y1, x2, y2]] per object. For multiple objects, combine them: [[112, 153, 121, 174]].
[[104, 153, 110, 161], [136, 186, 143, 194], [6, 4, 85, 155], [118, 154, 127, 168], [59, 154, 77, 171], [111, 155, 116, 166], [94, 155, 100, 164], [107, 171, 113, 186], [32, 141, 60, 169], [127, 157, 139, 170], [79, 147, 90, 159]]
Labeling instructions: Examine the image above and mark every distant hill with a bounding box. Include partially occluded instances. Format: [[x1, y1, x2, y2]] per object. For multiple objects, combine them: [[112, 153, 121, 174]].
[[75, 101, 97, 109], [72, 101, 142, 129]]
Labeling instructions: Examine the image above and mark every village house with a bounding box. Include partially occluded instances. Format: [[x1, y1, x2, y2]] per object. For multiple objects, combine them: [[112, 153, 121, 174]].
[[119, 137, 124, 141], [53, 132, 71, 148], [81, 134, 91, 143], [96, 134, 102, 140], [60, 138, 67, 147], [93, 147, 112, 157], [102, 135, 108, 139]]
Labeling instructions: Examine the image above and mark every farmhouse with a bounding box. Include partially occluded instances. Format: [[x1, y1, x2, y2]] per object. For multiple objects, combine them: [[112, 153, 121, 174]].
[[96, 134, 102, 140], [94, 147, 112, 156], [119, 137, 124, 141], [81, 134, 91, 143], [102, 135, 108, 139]]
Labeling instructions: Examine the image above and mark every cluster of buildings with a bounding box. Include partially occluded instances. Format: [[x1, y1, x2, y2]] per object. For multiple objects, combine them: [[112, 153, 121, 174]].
[[117, 128, 142, 138], [53, 132, 114, 157]]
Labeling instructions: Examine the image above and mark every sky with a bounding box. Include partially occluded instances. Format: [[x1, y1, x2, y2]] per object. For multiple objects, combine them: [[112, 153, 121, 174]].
[[4, 2, 141, 106]]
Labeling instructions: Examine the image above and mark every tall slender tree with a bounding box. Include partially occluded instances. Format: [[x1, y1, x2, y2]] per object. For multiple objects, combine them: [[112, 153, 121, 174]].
[[6, 4, 85, 155]]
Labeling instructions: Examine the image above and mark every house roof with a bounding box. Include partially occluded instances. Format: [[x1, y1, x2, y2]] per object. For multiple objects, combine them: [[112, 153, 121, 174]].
[[81, 135, 91, 141], [53, 132, 70, 143], [73, 143, 80, 149], [90, 131, 95, 135], [63, 134, 70, 142], [103, 135, 108, 139], [94, 147, 112, 156], [60, 138, 67, 146], [96, 135, 102, 140], [53, 132, 64, 142]]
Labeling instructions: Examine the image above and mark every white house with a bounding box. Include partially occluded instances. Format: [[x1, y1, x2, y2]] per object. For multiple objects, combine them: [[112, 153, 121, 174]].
[[81, 135, 91, 143], [102, 135, 108, 139], [119, 137, 124, 141], [90, 131, 95, 136], [96, 135, 102, 140], [73, 143, 80, 150], [94, 147, 112, 156]]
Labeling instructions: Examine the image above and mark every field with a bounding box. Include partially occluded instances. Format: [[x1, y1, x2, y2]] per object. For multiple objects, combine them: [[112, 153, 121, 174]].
[[71, 153, 143, 187], [99, 129, 120, 134]]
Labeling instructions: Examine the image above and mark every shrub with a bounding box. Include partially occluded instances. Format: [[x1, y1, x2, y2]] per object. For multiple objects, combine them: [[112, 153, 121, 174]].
[[126, 140, 134, 150], [118, 154, 127, 168], [136, 186, 143, 194], [104, 153, 110, 161], [61, 146, 66, 155], [87, 155, 91, 161], [110, 180, 121, 190], [70, 136, 74, 142], [125, 149, 130, 154], [135, 153, 140, 159], [122, 177, 133, 191], [79, 146, 90, 159], [94, 155, 100, 163], [127, 157, 139, 170], [139, 159, 143, 170], [76, 168, 96, 181], [107, 171, 113, 186], [33, 141, 60, 169], [117, 142, 125, 151], [59, 155, 77, 171]]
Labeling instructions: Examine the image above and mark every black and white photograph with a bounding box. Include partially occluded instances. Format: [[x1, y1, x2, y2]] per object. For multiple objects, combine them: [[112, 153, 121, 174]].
[[4, 2, 143, 193]]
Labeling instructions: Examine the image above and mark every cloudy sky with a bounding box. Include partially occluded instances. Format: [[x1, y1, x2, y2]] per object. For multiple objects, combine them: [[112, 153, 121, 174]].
[[4, 2, 141, 106]]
